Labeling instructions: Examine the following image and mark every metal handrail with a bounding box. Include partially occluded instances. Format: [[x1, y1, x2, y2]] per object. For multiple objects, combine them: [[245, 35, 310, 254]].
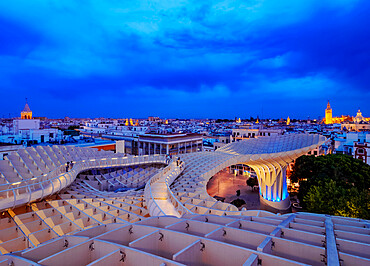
[[0, 154, 167, 211], [164, 162, 191, 216], [143, 160, 172, 216], [144, 159, 177, 216]]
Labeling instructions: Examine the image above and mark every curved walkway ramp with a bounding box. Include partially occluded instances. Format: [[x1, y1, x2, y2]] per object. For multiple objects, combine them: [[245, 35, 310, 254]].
[[0, 145, 167, 211], [144, 160, 187, 218], [170, 134, 326, 214]]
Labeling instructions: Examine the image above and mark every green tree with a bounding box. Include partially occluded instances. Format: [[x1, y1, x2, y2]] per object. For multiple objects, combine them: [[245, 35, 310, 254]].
[[230, 198, 246, 208], [246, 177, 258, 190], [291, 154, 370, 219]]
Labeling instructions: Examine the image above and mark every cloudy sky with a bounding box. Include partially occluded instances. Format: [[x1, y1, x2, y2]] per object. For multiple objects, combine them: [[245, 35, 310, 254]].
[[0, 0, 369, 119]]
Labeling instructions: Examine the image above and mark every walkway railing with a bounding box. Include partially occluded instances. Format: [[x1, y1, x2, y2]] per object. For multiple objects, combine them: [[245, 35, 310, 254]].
[[164, 162, 190, 217], [144, 162, 172, 217], [0, 154, 166, 211]]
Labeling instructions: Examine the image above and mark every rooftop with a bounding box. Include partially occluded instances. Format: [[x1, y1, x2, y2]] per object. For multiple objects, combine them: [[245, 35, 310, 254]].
[[21, 103, 31, 113], [0, 135, 368, 265]]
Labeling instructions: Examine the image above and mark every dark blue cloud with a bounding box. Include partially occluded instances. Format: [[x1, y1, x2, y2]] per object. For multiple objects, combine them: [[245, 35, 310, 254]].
[[0, 17, 41, 57], [0, 0, 369, 118]]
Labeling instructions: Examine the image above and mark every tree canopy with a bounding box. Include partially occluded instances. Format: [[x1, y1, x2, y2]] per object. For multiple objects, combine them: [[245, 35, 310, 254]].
[[230, 198, 246, 208], [290, 154, 370, 219], [246, 177, 258, 190]]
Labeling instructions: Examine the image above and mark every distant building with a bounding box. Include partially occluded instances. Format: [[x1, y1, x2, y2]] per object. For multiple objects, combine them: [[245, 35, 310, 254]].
[[334, 132, 370, 165], [98, 132, 203, 156], [13, 119, 40, 132], [341, 121, 370, 132], [0, 101, 62, 145], [212, 135, 232, 151], [136, 133, 203, 156], [148, 116, 160, 122], [323, 101, 368, 125], [341, 110, 370, 132], [354, 140, 369, 164], [20, 101, 32, 120], [354, 109, 367, 123], [232, 128, 283, 142], [325, 101, 332, 124]]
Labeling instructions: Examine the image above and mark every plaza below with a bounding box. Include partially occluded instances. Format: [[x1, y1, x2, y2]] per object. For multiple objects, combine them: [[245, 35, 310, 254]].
[[206, 170, 260, 210]]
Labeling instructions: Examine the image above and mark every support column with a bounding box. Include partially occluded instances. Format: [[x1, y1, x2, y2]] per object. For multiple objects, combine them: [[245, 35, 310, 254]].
[[250, 160, 290, 211], [166, 144, 169, 155]]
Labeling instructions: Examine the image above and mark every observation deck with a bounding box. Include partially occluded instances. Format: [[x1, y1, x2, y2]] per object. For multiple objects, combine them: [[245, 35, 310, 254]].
[[0, 135, 368, 265]]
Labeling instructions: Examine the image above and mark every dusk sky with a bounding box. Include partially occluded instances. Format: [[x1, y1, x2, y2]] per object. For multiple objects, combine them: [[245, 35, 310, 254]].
[[0, 0, 369, 119]]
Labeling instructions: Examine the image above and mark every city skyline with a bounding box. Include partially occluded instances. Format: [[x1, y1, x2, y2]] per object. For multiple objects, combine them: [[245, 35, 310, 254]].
[[0, 99, 366, 121], [1, 1, 369, 118]]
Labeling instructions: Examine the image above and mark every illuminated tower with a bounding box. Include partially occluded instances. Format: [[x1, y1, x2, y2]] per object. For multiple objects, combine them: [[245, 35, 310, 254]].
[[286, 116, 290, 125], [325, 101, 332, 124], [21, 99, 32, 120]]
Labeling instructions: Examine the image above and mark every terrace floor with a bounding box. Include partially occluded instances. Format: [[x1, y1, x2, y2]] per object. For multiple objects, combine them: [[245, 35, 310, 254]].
[[206, 170, 260, 210]]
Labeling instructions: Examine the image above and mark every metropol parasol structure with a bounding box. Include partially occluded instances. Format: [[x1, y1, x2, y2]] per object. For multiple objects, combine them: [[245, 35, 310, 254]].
[[0, 134, 368, 265]]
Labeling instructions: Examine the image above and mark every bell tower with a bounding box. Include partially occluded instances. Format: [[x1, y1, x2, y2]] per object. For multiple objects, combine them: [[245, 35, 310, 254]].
[[21, 98, 32, 120], [325, 101, 332, 124]]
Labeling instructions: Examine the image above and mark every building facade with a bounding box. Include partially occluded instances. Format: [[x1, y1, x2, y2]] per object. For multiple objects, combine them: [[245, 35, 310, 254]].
[[324, 101, 369, 125], [334, 132, 370, 165], [354, 140, 370, 164], [136, 133, 203, 156], [0, 101, 62, 145], [232, 128, 283, 141]]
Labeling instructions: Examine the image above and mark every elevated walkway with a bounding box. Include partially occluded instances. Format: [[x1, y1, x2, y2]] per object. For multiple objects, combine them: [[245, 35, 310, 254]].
[[0, 147, 167, 211], [170, 134, 327, 213], [144, 161, 186, 218]]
